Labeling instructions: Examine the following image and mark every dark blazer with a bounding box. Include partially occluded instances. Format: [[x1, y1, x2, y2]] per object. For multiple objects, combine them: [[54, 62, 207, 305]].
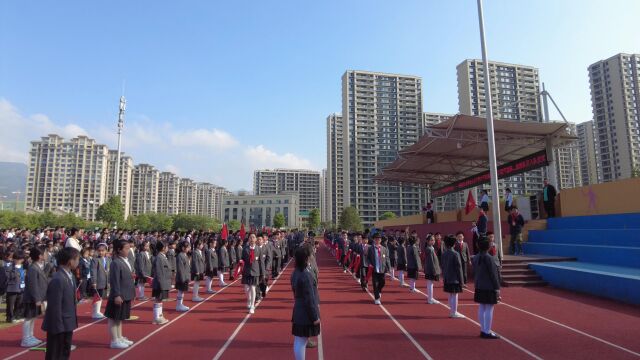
[[127, 249, 136, 270], [90, 256, 111, 290], [109, 257, 136, 301], [242, 246, 262, 277], [260, 244, 272, 272], [152, 253, 172, 291], [456, 241, 471, 264], [396, 244, 407, 267], [423, 246, 441, 278], [291, 268, 320, 326], [191, 249, 205, 275], [42, 269, 77, 334], [543, 184, 557, 201], [441, 248, 464, 285], [406, 243, 422, 271], [176, 252, 190, 283], [509, 213, 525, 235], [135, 251, 152, 279], [205, 247, 218, 273], [473, 252, 501, 291], [387, 242, 398, 263], [217, 247, 230, 268], [477, 214, 488, 235], [228, 245, 237, 265], [366, 245, 391, 274], [270, 240, 281, 259], [236, 245, 244, 264], [167, 249, 176, 272], [24, 263, 48, 303]]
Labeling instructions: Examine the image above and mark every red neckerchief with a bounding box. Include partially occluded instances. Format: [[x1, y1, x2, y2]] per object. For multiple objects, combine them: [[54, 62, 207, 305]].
[[249, 247, 255, 265]]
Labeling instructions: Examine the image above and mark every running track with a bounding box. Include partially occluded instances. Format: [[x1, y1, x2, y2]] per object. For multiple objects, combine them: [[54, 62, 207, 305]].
[[2, 243, 639, 360]]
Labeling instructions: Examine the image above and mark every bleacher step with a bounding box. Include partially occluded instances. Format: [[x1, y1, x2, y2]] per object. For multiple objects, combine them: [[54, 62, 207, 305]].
[[502, 280, 548, 287]]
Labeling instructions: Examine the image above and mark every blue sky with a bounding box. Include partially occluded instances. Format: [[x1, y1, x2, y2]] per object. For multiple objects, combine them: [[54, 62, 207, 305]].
[[1, 0, 638, 190]]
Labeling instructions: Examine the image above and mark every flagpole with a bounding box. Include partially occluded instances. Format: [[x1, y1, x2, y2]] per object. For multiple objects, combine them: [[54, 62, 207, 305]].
[[477, 0, 504, 260]]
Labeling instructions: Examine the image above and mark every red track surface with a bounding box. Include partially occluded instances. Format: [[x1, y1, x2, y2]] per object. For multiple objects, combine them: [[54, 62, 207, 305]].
[[2, 244, 639, 360]]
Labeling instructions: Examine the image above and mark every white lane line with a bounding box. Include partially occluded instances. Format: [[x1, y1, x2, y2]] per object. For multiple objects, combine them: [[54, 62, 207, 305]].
[[343, 269, 432, 360], [317, 332, 324, 360], [413, 288, 542, 360], [109, 280, 240, 360], [456, 286, 640, 357], [3, 293, 161, 360], [211, 260, 292, 360]]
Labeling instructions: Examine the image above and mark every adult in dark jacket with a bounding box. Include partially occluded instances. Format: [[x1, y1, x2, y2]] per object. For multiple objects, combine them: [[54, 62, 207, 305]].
[[105, 240, 136, 349], [42, 247, 80, 360], [151, 241, 171, 325], [543, 178, 557, 218], [290, 246, 320, 360], [367, 234, 391, 304], [473, 239, 502, 339]]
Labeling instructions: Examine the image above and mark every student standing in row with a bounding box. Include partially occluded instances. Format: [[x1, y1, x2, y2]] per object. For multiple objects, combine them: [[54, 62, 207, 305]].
[[105, 240, 136, 349], [78, 248, 92, 302], [5, 250, 25, 323], [217, 239, 230, 287], [367, 233, 391, 305], [423, 234, 441, 305], [291, 246, 320, 360], [42, 247, 80, 360], [21, 247, 48, 347], [175, 241, 191, 312], [191, 239, 205, 302], [90, 243, 110, 320], [473, 239, 501, 339], [396, 237, 407, 287], [134, 241, 152, 301], [151, 241, 171, 325], [441, 235, 465, 319], [454, 231, 471, 286], [406, 236, 421, 292], [242, 234, 261, 314], [204, 238, 218, 294]]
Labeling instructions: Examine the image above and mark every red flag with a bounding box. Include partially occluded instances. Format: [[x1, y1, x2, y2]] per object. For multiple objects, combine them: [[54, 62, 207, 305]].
[[221, 223, 228, 240], [234, 260, 245, 279], [240, 223, 246, 240], [465, 191, 477, 215], [92, 291, 102, 304]]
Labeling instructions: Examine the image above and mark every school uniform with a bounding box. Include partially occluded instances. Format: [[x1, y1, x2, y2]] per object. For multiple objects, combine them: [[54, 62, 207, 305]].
[[152, 253, 171, 300], [167, 248, 177, 274], [270, 239, 281, 277], [175, 252, 190, 292], [387, 242, 398, 268], [135, 251, 152, 285], [23, 262, 48, 319], [441, 248, 464, 293], [473, 252, 501, 304], [217, 246, 230, 272], [228, 244, 237, 274], [42, 268, 77, 360], [396, 244, 407, 271], [79, 257, 92, 299], [454, 241, 471, 284], [5, 263, 25, 322], [423, 246, 441, 281], [260, 244, 272, 279], [191, 249, 205, 281], [241, 246, 261, 286], [290, 268, 320, 337], [105, 257, 136, 321], [406, 243, 422, 280], [205, 247, 219, 278], [90, 256, 111, 298], [366, 245, 391, 301], [127, 248, 136, 270]]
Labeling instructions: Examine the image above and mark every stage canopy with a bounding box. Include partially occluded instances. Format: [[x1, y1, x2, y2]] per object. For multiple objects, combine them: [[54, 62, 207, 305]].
[[374, 114, 577, 196]]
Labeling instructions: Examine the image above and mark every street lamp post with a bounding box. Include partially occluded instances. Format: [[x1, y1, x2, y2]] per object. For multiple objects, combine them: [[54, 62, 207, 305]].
[[11, 191, 22, 212], [476, 0, 504, 259]]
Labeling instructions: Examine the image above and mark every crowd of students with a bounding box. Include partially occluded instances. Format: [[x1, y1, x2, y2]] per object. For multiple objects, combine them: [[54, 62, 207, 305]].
[[0, 227, 308, 358], [326, 227, 502, 340]]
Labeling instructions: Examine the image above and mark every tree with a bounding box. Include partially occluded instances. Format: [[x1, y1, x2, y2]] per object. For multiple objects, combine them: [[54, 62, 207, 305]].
[[96, 196, 124, 228], [632, 166, 640, 178], [228, 219, 241, 232], [339, 206, 363, 232], [272, 213, 285, 228], [380, 211, 397, 220], [308, 208, 321, 230], [148, 213, 173, 232]]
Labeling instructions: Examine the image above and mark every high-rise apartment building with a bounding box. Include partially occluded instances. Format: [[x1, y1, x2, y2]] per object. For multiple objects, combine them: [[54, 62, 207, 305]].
[[577, 121, 600, 185], [326, 113, 345, 224], [553, 123, 582, 190], [25, 135, 109, 220], [105, 150, 133, 218], [457, 59, 546, 197], [320, 169, 329, 222], [253, 169, 321, 214], [196, 182, 219, 218], [130, 164, 159, 215], [423, 112, 454, 127], [179, 178, 198, 215], [157, 171, 181, 215], [588, 53, 640, 181], [341, 70, 427, 226]]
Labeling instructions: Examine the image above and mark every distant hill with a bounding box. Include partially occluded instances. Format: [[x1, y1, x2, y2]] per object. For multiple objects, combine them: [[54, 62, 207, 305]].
[[0, 162, 27, 197]]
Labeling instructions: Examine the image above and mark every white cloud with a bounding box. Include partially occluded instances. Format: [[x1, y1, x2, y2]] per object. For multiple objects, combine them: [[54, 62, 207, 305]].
[[0, 98, 319, 190], [170, 128, 238, 151], [0, 98, 89, 162], [244, 145, 316, 170]]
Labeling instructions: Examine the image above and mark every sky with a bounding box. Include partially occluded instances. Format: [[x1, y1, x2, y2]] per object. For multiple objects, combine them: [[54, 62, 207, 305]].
[[1, 0, 638, 191]]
